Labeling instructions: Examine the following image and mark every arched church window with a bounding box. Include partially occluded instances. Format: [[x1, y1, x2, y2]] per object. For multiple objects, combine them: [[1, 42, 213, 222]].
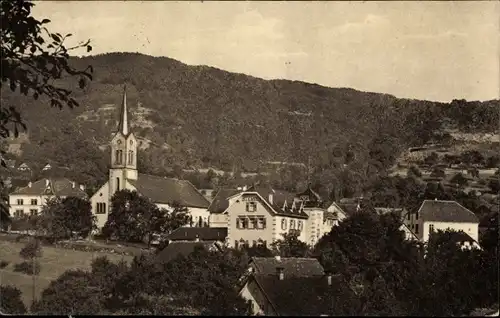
[[128, 150, 134, 165], [115, 150, 123, 164]]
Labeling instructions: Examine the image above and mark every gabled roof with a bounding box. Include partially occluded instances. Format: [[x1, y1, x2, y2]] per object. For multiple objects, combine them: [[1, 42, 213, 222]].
[[207, 188, 241, 213], [166, 227, 227, 241], [295, 186, 323, 208], [127, 173, 210, 208], [10, 178, 87, 198], [156, 241, 220, 264], [250, 257, 325, 277], [242, 187, 309, 219], [418, 200, 479, 223], [250, 274, 350, 316]]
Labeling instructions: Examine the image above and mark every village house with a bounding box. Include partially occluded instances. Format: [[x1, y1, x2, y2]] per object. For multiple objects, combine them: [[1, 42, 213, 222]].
[[90, 87, 210, 230], [8, 178, 88, 218], [405, 199, 480, 247], [208, 185, 337, 248], [238, 256, 352, 316]]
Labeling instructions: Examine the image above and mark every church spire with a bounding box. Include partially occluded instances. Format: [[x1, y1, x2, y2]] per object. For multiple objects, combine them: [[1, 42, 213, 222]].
[[118, 85, 129, 136]]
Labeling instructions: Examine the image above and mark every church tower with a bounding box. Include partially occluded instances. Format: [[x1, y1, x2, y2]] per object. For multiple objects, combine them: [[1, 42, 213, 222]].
[[109, 86, 138, 200]]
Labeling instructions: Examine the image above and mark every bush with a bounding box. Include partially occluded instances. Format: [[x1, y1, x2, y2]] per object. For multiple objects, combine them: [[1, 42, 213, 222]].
[[13, 261, 41, 275], [0, 285, 27, 314], [0, 260, 9, 269]]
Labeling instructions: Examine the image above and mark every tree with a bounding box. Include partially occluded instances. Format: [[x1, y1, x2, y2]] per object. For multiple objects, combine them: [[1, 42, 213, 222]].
[[271, 231, 310, 258], [37, 196, 95, 240], [488, 179, 500, 193], [102, 189, 162, 243], [0, 285, 27, 314], [450, 173, 468, 188], [31, 270, 104, 315], [429, 167, 445, 179], [407, 165, 422, 179], [165, 201, 190, 234], [485, 155, 500, 168], [20, 237, 42, 260], [424, 152, 439, 166], [1, 0, 92, 139]]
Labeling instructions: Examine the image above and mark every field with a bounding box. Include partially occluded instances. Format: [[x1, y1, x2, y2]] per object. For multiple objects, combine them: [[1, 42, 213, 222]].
[[0, 240, 134, 307]]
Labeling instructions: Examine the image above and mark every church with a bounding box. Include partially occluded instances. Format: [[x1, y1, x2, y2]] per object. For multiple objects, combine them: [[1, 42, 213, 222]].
[[90, 87, 210, 230]]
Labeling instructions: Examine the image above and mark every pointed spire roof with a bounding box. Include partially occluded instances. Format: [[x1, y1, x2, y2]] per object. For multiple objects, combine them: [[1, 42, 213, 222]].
[[118, 85, 130, 136]]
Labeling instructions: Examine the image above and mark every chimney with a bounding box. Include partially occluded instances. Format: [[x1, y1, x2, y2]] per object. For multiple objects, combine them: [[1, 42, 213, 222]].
[[45, 179, 49, 187], [268, 194, 273, 205], [275, 255, 281, 262], [276, 266, 284, 280], [79, 184, 85, 191], [28, 182, 32, 188]]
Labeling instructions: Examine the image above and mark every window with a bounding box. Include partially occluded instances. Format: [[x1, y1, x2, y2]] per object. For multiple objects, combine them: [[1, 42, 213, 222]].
[[96, 202, 107, 214], [237, 217, 249, 229], [115, 149, 123, 164], [235, 240, 239, 249], [116, 177, 120, 191], [258, 217, 266, 229], [128, 150, 134, 165], [31, 199, 37, 205], [29, 209, 37, 216], [407, 213, 410, 220], [290, 219, 296, 230], [415, 211, 419, 220], [429, 224, 434, 233], [415, 224, 419, 234], [17, 199, 23, 205], [246, 202, 257, 212], [250, 218, 258, 229], [298, 221, 303, 231], [281, 219, 287, 230], [15, 209, 23, 218]]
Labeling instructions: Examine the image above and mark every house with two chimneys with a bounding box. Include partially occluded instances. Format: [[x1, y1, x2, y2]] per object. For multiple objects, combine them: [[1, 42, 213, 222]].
[[8, 178, 88, 218], [208, 185, 339, 248], [238, 256, 355, 316]]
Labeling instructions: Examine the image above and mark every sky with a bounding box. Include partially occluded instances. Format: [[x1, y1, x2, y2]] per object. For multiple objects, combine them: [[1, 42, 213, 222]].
[[33, 1, 499, 102]]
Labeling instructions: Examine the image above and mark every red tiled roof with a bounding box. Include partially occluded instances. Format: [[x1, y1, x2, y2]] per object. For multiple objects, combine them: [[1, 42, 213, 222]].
[[418, 200, 479, 223], [127, 173, 210, 208], [10, 178, 87, 198]]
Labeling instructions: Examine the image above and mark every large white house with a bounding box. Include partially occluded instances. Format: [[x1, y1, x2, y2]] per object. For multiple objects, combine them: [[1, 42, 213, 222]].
[[404, 199, 480, 247], [208, 185, 338, 248], [9, 178, 88, 218], [90, 87, 210, 230]]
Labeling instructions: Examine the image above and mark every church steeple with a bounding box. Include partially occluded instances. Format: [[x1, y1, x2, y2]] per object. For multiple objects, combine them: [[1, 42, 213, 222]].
[[118, 85, 129, 136]]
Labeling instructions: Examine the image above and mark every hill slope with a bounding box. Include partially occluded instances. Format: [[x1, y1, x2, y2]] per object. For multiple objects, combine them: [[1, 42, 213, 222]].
[[1, 52, 498, 181]]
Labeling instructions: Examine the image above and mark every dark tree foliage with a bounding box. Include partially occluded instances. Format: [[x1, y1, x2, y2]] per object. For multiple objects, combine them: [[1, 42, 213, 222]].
[[1, 0, 92, 137], [450, 173, 468, 187], [102, 189, 167, 244], [31, 270, 103, 315], [37, 196, 95, 240], [271, 230, 310, 257], [0, 285, 27, 314]]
